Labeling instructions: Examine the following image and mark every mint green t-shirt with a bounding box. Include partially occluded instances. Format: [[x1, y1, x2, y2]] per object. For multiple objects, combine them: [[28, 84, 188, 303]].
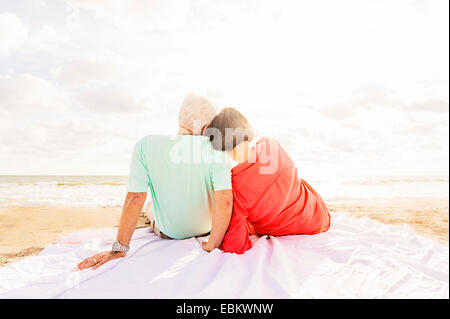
[[127, 135, 232, 239]]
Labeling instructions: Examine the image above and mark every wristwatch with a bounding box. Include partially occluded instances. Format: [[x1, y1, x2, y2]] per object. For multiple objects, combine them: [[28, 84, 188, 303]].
[[112, 240, 129, 253]]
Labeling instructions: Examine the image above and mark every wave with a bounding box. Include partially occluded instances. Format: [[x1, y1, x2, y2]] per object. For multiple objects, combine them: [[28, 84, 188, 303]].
[[56, 182, 86, 186], [56, 182, 125, 186], [339, 177, 449, 185]]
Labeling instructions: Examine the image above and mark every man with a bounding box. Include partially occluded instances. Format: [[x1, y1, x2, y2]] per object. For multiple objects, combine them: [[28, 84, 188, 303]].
[[77, 94, 233, 270]]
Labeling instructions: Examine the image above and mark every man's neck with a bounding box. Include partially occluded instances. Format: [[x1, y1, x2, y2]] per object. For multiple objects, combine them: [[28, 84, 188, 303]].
[[177, 126, 192, 135], [178, 126, 207, 136]]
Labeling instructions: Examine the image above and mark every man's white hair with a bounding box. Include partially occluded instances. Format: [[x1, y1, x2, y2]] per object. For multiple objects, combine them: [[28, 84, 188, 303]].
[[178, 94, 218, 135]]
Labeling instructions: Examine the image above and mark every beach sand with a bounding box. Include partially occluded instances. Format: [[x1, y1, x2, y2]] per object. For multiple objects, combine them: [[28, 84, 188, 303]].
[[0, 198, 448, 266], [327, 197, 449, 245], [0, 206, 150, 267]]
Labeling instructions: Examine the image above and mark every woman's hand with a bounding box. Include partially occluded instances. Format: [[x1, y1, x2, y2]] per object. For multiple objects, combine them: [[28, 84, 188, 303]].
[[201, 240, 212, 252], [76, 251, 126, 271], [201, 240, 218, 252]]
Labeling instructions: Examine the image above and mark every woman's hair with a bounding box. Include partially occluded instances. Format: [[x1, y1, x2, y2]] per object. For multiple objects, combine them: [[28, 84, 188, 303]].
[[204, 107, 254, 151]]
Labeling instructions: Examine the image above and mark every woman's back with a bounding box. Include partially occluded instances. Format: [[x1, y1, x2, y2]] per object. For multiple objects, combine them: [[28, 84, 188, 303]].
[[221, 137, 330, 254]]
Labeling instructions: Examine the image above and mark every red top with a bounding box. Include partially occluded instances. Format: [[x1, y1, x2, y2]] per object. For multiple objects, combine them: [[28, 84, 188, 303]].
[[220, 137, 331, 254]]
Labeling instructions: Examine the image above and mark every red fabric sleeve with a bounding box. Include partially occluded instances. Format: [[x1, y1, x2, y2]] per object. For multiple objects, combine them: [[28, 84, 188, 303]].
[[220, 195, 252, 254]]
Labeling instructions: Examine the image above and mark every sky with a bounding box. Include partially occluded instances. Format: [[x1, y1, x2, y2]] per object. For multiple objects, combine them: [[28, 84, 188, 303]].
[[0, 0, 448, 177]]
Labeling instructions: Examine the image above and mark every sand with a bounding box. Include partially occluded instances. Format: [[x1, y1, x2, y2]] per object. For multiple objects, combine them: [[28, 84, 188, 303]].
[[0, 198, 448, 266], [327, 197, 449, 245], [0, 206, 150, 267]]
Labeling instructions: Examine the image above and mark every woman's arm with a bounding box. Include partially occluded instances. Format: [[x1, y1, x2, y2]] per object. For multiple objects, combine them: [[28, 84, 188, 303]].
[[202, 189, 233, 251], [220, 196, 252, 254]]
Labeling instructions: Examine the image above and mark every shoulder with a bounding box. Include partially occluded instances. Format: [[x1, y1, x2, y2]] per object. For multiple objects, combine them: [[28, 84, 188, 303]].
[[253, 136, 283, 156], [199, 137, 230, 164], [136, 135, 173, 144], [132, 136, 172, 158], [134, 135, 182, 149], [256, 136, 281, 147]]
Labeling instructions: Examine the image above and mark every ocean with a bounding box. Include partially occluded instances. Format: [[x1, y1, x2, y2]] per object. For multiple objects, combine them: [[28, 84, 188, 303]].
[[0, 174, 447, 207], [0, 175, 128, 207], [0, 174, 448, 244]]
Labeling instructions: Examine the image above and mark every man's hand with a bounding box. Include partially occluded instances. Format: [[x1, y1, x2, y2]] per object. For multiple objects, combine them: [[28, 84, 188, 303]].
[[75, 192, 146, 271], [76, 251, 126, 271]]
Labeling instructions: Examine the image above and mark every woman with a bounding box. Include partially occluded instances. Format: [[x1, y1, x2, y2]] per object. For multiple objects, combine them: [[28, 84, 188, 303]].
[[204, 107, 331, 254]]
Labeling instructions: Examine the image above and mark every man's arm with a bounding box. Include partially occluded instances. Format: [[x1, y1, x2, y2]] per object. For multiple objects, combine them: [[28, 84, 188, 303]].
[[202, 189, 233, 252], [76, 192, 147, 270], [116, 192, 147, 246]]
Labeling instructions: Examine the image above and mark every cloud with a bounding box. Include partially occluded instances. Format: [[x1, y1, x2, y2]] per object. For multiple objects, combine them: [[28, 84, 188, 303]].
[[0, 74, 68, 113], [77, 83, 150, 113], [319, 84, 396, 120], [48, 49, 155, 113], [0, 12, 28, 57], [64, 0, 192, 31], [26, 24, 71, 53], [320, 104, 358, 120], [51, 56, 122, 88], [0, 0, 448, 175], [403, 99, 449, 113], [320, 84, 449, 120]]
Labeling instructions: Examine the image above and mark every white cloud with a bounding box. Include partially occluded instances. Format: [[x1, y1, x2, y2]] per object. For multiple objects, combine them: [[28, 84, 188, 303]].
[[78, 83, 151, 113], [0, 12, 28, 57], [404, 99, 449, 113], [0, 0, 448, 175], [51, 51, 124, 88], [0, 74, 68, 113], [320, 84, 449, 120], [64, 0, 192, 31], [26, 24, 71, 53]]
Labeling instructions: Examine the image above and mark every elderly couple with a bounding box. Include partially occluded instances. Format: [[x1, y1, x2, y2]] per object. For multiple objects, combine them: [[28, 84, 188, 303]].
[[77, 94, 330, 270]]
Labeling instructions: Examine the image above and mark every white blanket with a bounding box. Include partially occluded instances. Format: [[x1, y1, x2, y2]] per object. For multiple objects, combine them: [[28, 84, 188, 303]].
[[0, 213, 448, 299]]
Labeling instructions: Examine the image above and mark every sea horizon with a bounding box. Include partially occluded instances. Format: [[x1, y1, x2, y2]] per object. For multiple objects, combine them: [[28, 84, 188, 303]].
[[0, 174, 448, 208]]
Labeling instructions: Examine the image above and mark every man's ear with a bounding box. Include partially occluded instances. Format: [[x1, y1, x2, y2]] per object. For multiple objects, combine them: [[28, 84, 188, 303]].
[[201, 124, 210, 135]]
